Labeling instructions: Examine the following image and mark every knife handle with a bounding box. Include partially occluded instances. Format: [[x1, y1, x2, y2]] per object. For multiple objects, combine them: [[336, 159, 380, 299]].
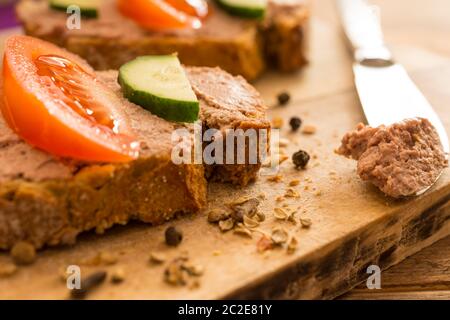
[[337, 0, 393, 65]]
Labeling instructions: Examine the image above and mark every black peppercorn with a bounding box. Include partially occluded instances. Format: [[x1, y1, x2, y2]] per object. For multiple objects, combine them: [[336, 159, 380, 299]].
[[277, 92, 291, 106], [289, 117, 302, 132], [165, 226, 183, 247], [292, 150, 310, 169]]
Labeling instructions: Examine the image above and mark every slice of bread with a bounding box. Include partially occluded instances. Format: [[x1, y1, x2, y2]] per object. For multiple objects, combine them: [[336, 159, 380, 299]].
[[16, 0, 309, 80], [0, 66, 269, 249]]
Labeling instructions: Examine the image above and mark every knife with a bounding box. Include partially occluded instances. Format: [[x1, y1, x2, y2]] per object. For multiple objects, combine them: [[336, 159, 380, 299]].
[[336, 0, 449, 157]]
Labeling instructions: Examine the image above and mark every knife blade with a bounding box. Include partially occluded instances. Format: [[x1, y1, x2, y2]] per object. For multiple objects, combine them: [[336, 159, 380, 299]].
[[337, 0, 449, 155]]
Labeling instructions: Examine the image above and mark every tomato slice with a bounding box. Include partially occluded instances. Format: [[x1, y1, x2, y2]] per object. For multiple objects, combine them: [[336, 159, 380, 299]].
[[118, 0, 202, 30], [165, 0, 208, 19], [1, 35, 139, 162]]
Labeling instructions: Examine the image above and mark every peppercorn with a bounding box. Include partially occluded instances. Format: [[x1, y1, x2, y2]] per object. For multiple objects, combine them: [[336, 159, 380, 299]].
[[289, 117, 302, 132], [292, 150, 310, 169], [165, 226, 183, 247], [277, 92, 291, 106]]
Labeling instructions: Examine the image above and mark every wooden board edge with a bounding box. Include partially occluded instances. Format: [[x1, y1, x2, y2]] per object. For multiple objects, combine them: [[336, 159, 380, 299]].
[[222, 191, 450, 299]]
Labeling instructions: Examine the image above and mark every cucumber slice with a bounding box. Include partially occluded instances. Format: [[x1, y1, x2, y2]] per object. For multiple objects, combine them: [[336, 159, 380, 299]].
[[215, 0, 267, 18], [118, 56, 199, 123], [49, 0, 99, 18]]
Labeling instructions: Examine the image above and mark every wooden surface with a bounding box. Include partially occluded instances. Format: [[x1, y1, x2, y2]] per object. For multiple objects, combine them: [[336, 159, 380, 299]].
[[341, 233, 450, 300], [0, 0, 450, 299]]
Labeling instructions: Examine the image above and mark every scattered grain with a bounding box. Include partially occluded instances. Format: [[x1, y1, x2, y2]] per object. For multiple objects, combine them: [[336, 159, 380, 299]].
[[285, 188, 300, 198], [212, 250, 222, 256], [271, 228, 288, 245], [207, 208, 231, 223], [219, 218, 235, 232], [279, 154, 289, 164], [111, 268, 125, 284], [257, 235, 274, 253], [256, 211, 266, 222], [243, 215, 260, 228], [274, 207, 288, 220], [188, 279, 201, 290], [267, 175, 283, 183], [300, 218, 312, 228], [164, 260, 187, 286], [271, 117, 284, 129], [278, 138, 290, 148], [302, 125, 317, 134], [233, 225, 253, 238], [182, 263, 204, 277], [0, 261, 17, 278], [289, 179, 300, 186], [149, 251, 167, 264], [230, 197, 260, 221], [98, 251, 118, 265], [287, 237, 298, 254], [287, 210, 298, 224]]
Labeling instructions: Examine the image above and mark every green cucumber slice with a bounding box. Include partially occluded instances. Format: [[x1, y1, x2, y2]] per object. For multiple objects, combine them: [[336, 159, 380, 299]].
[[215, 0, 267, 18], [118, 55, 199, 123], [49, 0, 99, 18]]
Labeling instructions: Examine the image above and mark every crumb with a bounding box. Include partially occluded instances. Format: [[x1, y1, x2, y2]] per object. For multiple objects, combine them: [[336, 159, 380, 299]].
[[267, 175, 283, 183], [0, 261, 18, 278], [149, 251, 167, 264], [302, 125, 317, 134], [111, 268, 126, 284], [278, 138, 290, 148], [289, 179, 300, 186], [272, 117, 284, 129]]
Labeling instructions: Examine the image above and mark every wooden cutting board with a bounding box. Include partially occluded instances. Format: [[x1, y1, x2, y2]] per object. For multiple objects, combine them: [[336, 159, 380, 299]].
[[0, 9, 450, 299]]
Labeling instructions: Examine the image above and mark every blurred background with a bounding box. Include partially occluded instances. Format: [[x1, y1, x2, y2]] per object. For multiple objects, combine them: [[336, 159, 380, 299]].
[[0, 0, 18, 29], [313, 0, 450, 58]]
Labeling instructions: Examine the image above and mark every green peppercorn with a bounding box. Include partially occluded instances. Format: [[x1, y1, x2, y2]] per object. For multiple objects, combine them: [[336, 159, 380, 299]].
[[292, 150, 310, 169]]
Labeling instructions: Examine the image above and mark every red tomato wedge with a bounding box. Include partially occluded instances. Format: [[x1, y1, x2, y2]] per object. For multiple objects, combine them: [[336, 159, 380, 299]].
[[1, 35, 139, 162], [118, 0, 202, 30], [165, 0, 209, 19]]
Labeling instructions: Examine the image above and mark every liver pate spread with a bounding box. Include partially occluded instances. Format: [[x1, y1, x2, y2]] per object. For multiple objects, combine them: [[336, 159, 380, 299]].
[[337, 118, 448, 198], [187, 67, 267, 130]]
